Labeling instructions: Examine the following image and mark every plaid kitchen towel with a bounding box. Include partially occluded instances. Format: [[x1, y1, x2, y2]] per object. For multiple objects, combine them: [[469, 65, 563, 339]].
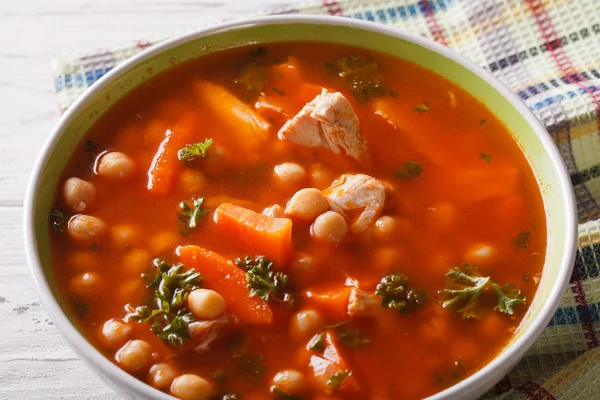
[[52, 0, 600, 398]]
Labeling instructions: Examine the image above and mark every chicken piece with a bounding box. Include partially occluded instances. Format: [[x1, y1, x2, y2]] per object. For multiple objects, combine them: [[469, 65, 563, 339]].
[[323, 174, 392, 233], [347, 287, 380, 317], [278, 89, 366, 160], [189, 314, 233, 354]]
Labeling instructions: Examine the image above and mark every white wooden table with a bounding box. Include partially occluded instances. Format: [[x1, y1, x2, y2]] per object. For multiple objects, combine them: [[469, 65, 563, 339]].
[[0, 1, 288, 397]]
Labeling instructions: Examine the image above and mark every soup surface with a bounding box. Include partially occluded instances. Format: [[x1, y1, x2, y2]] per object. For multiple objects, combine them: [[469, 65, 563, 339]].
[[49, 42, 546, 399]]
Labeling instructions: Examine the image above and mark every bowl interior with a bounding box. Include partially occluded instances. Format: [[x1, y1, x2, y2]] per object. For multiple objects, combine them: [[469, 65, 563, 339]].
[[28, 19, 573, 399]]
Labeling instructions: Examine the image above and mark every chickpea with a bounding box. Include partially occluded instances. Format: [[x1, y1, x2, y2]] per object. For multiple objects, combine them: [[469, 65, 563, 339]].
[[374, 216, 397, 241], [110, 224, 140, 248], [290, 309, 322, 340], [179, 169, 206, 194], [465, 243, 497, 264], [122, 249, 153, 275], [272, 370, 304, 394], [66, 250, 100, 271], [289, 253, 318, 286], [188, 289, 226, 320], [285, 188, 330, 221], [148, 363, 177, 390], [310, 164, 335, 189], [102, 319, 132, 347], [170, 374, 214, 400], [63, 177, 96, 213], [116, 340, 153, 373], [149, 231, 180, 255], [274, 162, 306, 185], [97, 151, 136, 179], [262, 204, 284, 219], [68, 214, 106, 243], [311, 211, 348, 243], [69, 272, 102, 298]]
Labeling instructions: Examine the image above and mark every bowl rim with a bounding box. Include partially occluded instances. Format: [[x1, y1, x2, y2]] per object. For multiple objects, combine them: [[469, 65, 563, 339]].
[[24, 14, 578, 400]]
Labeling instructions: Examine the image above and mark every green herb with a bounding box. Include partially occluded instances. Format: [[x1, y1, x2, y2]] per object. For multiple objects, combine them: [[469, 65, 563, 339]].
[[123, 245, 132, 253], [73, 298, 89, 319], [434, 358, 466, 388], [90, 243, 98, 250], [523, 272, 531, 282], [327, 370, 352, 390], [233, 351, 267, 381], [350, 76, 386, 101], [480, 119, 487, 125], [376, 273, 427, 313], [234, 256, 294, 307], [337, 327, 371, 348], [395, 161, 422, 180], [249, 46, 267, 59], [480, 153, 493, 163], [322, 320, 351, 330], [335, 55, 380, 77], [84, 139, 96, 152], [272, 87, 286, 96], [178, 138, 213, 162], [178, 197, 210, 229], [307, 333, 326, 353], [210, 369, 230, 387], [130, 258, 203, 346], [440, 263, 526, 318], [389, 90, 398, 98], [50, 208, 66, 233], [513, 230, 531, 249], [414, 102, 431, 112], [273, 387, 302, 399]]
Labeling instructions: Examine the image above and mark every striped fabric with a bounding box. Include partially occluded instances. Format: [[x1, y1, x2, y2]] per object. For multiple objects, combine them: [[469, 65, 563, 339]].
[[52, 0, 600, 398]]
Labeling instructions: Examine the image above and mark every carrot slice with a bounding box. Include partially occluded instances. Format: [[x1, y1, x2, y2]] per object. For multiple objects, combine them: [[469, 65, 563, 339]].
[[147, 111, 199, 195], [308, 332, 360, 394], [178, 245, 272, 325], [194, 80, 270, 161], [214, 203, 292, 267], [304, 287, 353, 319]]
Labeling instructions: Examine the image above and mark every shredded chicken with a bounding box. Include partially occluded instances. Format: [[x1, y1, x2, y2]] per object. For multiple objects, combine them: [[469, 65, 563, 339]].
[[278, 89, 366, 160], [189, 314, 232, 354], [262, 204, 285, 218], [347, 287, 380, 317], [323, 174, 392, 233]]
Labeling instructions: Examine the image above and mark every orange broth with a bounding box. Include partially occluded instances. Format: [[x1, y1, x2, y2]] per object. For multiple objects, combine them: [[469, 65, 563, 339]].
[[49, 42, 546, 399]]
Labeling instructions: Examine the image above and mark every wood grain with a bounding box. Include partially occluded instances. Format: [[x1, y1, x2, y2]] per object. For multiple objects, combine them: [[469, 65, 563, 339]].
[[0, 0, 289, 397]]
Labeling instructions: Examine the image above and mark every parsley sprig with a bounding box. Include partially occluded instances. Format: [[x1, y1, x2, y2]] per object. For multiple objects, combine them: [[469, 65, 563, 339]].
[[178, 197, 210, 229], [178, 138, 213, 162], [234, 256, 294, 307], [376, 273, 427, 313], [440, 263, 526, 318], [327, 370, 353, 390], [130, 258, 203, 346]]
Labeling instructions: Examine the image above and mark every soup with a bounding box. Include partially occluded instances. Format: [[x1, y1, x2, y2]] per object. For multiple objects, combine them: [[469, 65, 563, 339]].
[[49, 42, 546, 400]]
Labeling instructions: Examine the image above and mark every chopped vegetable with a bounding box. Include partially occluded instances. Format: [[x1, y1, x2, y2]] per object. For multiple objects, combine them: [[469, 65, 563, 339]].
[[440, 263, 526, 318], [147, 112, 199, 195], [414, 102, 431, 112], [178, 197, 209, 229], [328, 55, 385, 102], [218, 393, 240, 400], [307, 332, 360, 394], [513, 230, 531, 249], [178, 245, 273, 325], [480, 153, 493, 163], [327, 370, 353, 391], [130, 258, 203, 346], [395, 161, 422, 180], [210, 369, 230, 387], [376, 274, 427, 314], [350, 76, 385, 102], [178, 138, 213, 162], [84, 139, 96, 152], [347, 288, 379, 317], [214, 203, 292, 266], [234, 256, 294, 307], [50, 208, 66, 233], [307, 333, 326, 353], [304, 287, 353, 319], [272, 87, 286, 96]]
